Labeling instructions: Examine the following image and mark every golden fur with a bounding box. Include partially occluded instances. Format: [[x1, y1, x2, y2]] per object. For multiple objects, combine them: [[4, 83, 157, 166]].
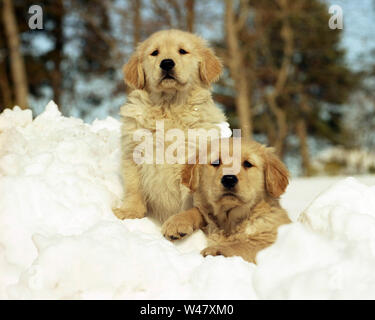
[[162, 139, 291, 263], [114, 29, 226, 222]]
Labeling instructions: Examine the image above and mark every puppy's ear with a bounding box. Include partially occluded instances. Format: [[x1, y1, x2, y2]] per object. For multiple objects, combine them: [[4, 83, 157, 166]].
[[181, 164, 199, 192], [123, 53, 145, 89], [199, 47, 222, 85], [264, 148, 289, 198]]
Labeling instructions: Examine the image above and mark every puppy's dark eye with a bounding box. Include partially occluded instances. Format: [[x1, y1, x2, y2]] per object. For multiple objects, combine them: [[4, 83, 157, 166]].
[[151, 50, 159, 56], [243, 160, 253, 168], [212, 159, 220, 167], [179, 48, 188, 55]]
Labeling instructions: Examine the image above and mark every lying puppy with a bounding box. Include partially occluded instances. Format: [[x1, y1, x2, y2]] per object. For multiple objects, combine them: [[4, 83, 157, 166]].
[[114, 29, 226, 222], [162, 138, 291, 263]]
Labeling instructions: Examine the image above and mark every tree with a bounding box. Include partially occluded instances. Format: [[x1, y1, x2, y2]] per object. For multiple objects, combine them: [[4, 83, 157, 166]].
[[185, 0, 195, 32], [132, 0, 142, 46], [2, 0, 29, 109], [263, 0, 293, 156], [48, 0, 64, 107], [224, 0, 253, 140], [215, 0, 358, 173], [0, 29, 13, 109]]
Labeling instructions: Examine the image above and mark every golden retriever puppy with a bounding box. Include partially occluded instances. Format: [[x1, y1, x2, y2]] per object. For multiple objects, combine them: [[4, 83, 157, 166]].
[[162, 138, 291, 263], [114, 29, 226, 222]]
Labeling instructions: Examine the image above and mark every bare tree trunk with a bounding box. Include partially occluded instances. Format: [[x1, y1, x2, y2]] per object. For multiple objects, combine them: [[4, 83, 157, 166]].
[[264, 112, 277, 146], [50, 0, 64, 108], [185, 0, 195, 32], [225, 0, 252, 140], [296, 117, 311, 176], [265, 0, 293, 156], [2, 0, 29, 109], [0, 60, 13, 111], [296, 93, 312, 175], [266, 94, 288, 156], [132, 0, 142, 46]]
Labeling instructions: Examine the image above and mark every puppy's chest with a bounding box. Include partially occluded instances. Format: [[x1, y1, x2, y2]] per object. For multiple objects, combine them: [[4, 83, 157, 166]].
[[141, 107, 201, 132], [138, 108, 219, 158], [201, 205, 250, 236]]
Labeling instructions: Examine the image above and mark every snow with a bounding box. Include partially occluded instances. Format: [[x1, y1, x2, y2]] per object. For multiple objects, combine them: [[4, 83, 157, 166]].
[[1, 102, 375, 299]]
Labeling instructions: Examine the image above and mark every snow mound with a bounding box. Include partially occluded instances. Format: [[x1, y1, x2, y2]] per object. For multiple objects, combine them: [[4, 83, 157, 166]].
[[1, 102, 375, 299], [254, 178, 375, 299]]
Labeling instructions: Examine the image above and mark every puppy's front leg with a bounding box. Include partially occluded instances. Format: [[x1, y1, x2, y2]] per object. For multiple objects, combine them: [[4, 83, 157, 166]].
[[201, 233, 276, 263], [113, 157, 146, 220], [162, 207, 204, 241]]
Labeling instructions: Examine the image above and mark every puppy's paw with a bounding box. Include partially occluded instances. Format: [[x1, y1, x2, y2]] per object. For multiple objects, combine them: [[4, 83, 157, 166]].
[[201, 245, 233, 258], [113, 205, 146, 220], [162, 215, 194, 241]]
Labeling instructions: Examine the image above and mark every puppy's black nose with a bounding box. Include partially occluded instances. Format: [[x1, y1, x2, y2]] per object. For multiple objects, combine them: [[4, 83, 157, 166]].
[[221, 175, 238, 189], [160, 59, 175, 71]]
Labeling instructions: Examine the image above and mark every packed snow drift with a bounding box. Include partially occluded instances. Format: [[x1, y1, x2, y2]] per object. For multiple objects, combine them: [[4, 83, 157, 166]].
[[1, 102, 375, 299]]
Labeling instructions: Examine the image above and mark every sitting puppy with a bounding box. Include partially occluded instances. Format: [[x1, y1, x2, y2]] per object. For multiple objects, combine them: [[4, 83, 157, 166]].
[[114, 29, 226, 222], [162, 138, 291, 263]]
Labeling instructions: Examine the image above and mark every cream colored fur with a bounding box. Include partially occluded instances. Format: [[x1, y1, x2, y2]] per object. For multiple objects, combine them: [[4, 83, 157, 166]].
[[162, 139, 291, 263], [114, 29, 226, 222]]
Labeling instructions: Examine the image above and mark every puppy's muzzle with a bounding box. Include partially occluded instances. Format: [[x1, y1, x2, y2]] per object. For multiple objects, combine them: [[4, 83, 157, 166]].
[[221, 175, 238, 189], [160, 59, 175, 71]]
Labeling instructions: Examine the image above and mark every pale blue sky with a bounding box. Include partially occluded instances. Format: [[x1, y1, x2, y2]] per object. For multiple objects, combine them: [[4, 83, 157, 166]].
[[325, 0, 375, 67], [194, 0, 375, 69]]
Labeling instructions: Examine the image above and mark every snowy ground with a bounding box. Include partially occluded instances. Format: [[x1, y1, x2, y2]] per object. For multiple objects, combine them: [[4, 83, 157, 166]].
[[1, 103, 375, 300]]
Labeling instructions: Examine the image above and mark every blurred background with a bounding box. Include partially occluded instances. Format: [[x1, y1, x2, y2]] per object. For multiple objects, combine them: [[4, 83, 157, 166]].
[[0, 0, 374, 176]]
